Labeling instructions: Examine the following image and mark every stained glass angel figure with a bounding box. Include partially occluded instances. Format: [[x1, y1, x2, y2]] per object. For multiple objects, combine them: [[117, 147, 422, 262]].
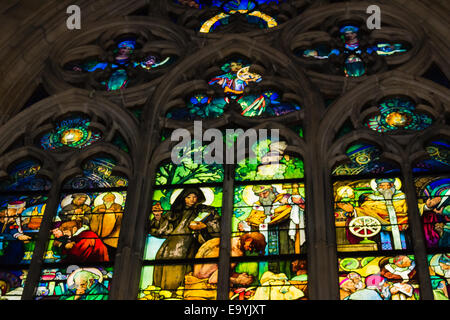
[[209, 61, 300, 117], [167, 59, 300, 119]]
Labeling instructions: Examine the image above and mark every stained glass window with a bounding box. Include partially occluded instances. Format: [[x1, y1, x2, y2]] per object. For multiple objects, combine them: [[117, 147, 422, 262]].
[[0, 270, 27, 300], [231, 139, 308, 300], [413, 140, 450, 173], [235, 139, 304, 181], [63, 157, 128, 190], [416, 177, 450, 249], [0, 160, 51, 300], [332, 144, 400, 176], [66, 38, 173, 91], [427, 253, 450, 300], [36, 266, 113, 300], [364, 98, 433, 133], [229, 259, 307, 300], [140, 133, 307, 300], [166, 60, 300, 119], [140, 145, 223, 299], [413, 139, 450, 300], [40, 116, 102, 150], [333, 178, 410, 252], [300, 24, 410, 77], [36, 157, 128, 300], [332, 141, 421, 300]]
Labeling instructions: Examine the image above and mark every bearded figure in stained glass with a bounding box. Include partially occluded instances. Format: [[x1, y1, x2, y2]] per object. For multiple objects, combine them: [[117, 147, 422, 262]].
[[354, 178, 408, 251], [240, 184, 305, 277], [60, 268, 109, 300], [51, 219, 109, 263], [152, 188, 221, 291], [72, 40, 136, 91]]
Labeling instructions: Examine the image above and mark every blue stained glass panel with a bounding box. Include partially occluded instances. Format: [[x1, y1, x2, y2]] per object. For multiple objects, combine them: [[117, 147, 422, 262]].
[[414, 140, 450, 173], [333, 144, 400, 176], [63, 157, 128, 190]]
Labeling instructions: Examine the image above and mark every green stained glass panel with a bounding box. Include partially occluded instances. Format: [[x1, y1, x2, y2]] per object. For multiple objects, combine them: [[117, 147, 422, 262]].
[[235, 140, 304, 181]]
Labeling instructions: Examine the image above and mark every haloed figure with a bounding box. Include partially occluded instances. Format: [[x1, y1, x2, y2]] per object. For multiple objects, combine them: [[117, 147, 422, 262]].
[[152, 188, 220, 291], [90, 192, 124, 259], [60, 269, 108, 300]]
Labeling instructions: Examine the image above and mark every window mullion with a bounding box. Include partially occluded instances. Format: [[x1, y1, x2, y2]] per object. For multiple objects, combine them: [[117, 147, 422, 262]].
[[401, 162, 434, 300], [21, 180, 62, 300], [217, 163, 235, 300]]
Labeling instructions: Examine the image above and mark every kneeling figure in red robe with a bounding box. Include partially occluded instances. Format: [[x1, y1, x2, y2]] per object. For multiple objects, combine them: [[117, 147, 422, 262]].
[[54, 220, 109, 263]]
